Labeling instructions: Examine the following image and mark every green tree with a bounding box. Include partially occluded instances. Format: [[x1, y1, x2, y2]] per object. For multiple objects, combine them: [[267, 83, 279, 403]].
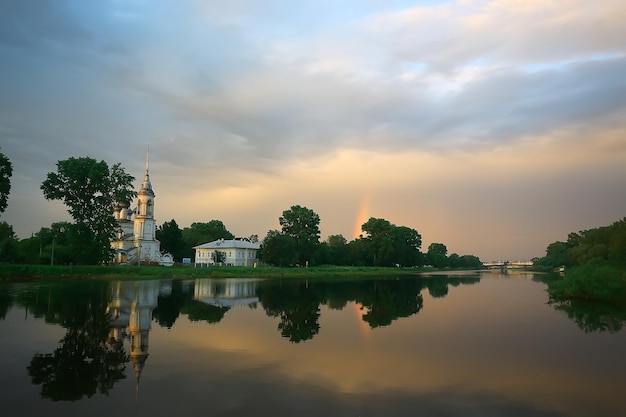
[[34, 222, 73, 265], [459, 254, 482, 268], [0, 147, 12, 213], [448, 253, 461, 268], [258, 230, 298, 267], [181, 220, 234, 258], [41, 157, 136, 264], [0, 221, 19, 262], [322, 234, 350, 265], [211, 250, 227, 264], [279, 205, 321, 265], [391, 226, 422, 266], [361, 217, 394, 266], [156, 219, 185, 261], [426, 242, 448, 267]]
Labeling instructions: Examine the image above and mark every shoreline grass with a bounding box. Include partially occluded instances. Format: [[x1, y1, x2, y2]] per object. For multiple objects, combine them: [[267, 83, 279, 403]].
[[0, 264, 448, 281]]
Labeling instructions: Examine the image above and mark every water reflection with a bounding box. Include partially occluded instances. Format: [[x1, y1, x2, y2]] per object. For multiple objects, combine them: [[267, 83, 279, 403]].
[[22, 281, 128, 401], [549, 298, 626, 333], [1, 273, 625, 416], [106, 280, 171, 396]]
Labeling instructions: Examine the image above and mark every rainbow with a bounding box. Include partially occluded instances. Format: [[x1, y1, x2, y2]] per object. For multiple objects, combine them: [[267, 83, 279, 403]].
[[353, 193, 371, 239]]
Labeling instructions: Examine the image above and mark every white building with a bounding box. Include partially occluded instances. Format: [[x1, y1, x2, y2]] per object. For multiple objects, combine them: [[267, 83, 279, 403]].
[[194, 239, 260, 267], [110, 152, 173, 266]]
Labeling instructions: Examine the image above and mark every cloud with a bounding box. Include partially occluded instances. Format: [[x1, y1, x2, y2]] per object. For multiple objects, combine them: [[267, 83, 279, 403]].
[[1, 0, 625, 260]]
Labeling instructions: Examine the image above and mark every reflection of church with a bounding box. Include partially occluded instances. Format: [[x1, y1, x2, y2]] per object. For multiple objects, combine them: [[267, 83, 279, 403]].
[[194, 279, 259, 307], [107, 280, 172, 396]]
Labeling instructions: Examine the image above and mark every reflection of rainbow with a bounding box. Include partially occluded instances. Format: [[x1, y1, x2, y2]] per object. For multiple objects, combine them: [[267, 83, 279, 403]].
[[354, 302, 371, 341], [353, 194, 371, 239]]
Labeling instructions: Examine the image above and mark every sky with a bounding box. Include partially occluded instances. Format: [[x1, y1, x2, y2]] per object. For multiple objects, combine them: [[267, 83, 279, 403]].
[[1, 0, 625, 261]]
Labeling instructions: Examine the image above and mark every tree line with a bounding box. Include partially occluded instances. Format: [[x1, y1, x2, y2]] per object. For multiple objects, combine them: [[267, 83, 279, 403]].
[[535, 217, 626, 306], [0, 153, 481, 267], [534, 217, 626, 269]]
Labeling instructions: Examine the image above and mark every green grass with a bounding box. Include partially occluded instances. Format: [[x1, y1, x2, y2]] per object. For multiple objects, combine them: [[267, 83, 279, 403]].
[[0, 264, 434, 281]]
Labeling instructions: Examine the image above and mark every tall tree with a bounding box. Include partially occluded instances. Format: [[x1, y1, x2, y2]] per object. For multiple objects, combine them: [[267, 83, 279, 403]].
[[0, 147, 12, 213], [156, 219, 185, 261], [41, 157, 136, 264], [279, 205, 321, 265], [361, 217, 394, 266], [392, 226, 422, 267]]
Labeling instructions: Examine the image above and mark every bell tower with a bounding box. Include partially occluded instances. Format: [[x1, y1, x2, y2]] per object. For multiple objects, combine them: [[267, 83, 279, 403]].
[[133, 147, 159, 263]]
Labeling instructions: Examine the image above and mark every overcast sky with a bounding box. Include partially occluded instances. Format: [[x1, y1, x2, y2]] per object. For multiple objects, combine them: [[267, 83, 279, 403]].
[[1, 0, 625, 261]]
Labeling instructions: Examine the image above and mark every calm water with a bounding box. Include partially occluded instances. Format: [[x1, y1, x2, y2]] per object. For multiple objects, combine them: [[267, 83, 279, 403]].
[[1, 271, 624, 417]]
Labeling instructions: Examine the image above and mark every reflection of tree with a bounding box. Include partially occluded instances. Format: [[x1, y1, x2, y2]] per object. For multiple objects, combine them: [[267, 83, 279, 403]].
[[21, 281, 129, 401], [152, 280, 188, 328], [256, 275, 483, 340], [427, 278, 449, 298], [182, 301, 230, 324], [28, 328, 128, 401], [549, 299, 626, 333], [0, 285, 10, 320], [259, 282, 321, 343], [426, 276, 480, 299], [356, 279, 424, 328]]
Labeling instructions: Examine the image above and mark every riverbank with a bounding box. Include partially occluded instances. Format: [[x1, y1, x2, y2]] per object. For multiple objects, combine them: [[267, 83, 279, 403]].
[[0, 264, 443, 281], [547, 264, 626, 304]]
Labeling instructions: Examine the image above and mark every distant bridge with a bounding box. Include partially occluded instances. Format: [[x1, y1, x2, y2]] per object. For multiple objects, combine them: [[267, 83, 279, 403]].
[[483, 261, 534, 270]]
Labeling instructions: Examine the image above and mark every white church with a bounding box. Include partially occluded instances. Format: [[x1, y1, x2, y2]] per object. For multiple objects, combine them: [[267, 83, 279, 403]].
[[110, 153, 174, 266]]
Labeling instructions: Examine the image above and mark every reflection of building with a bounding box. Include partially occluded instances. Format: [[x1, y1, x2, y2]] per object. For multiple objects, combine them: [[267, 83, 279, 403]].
[[107, 280, 171, 396], [194, 278, 259, 307], [110, 151, 174, 266], [193, 239, 259, 267]]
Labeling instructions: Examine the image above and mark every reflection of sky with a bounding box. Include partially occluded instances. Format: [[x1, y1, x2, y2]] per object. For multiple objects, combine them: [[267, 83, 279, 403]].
[[141, 274, 626, 416], [0, 274, 625, 415], [2, 0, 626, 261]]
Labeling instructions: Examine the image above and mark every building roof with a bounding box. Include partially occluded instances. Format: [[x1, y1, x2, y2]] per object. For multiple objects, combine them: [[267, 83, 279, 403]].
[[193, 239, 260, 250]]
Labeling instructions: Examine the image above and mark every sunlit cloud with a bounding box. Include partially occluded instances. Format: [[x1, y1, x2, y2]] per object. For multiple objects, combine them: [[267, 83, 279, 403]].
[[1, 0, 625, 259]]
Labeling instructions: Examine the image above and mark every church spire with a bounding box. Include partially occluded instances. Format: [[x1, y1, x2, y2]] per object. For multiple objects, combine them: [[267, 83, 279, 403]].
[[139, 146, 153, 196], [145, 144, 150, 175]]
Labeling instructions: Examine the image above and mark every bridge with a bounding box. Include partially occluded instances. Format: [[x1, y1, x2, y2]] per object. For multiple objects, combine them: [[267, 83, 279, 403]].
[[483, 261, 534, 270]]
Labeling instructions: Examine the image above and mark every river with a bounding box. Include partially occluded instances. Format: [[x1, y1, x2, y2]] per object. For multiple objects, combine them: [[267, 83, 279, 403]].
[[1, 271, 624, 416]]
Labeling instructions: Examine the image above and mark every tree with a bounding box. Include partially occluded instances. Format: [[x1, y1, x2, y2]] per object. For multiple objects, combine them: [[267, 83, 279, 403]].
[[41, 157, 136, 264], [323, 234, 350, 265], [211, 250, 226, 264], [327, 234, 347, 247], [426, 243, 448, 268], [0, 221, 19, 262], [156, 219, 185, 261], [279, 205, 321, 265], [258, 230, 298, 267], [361, 217, 395, 266], [0, 147, 12, 213], [391, 226, 422, 267], [181, 220, 234, 258]]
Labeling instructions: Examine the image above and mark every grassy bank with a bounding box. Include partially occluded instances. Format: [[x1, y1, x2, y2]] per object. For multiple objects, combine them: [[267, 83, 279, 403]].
[[0, 264, 435, 281], [547, 264, 626, 304]]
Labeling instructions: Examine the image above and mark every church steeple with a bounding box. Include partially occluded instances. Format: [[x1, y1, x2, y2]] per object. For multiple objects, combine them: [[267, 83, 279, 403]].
[[139, 146, 154, 197]]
